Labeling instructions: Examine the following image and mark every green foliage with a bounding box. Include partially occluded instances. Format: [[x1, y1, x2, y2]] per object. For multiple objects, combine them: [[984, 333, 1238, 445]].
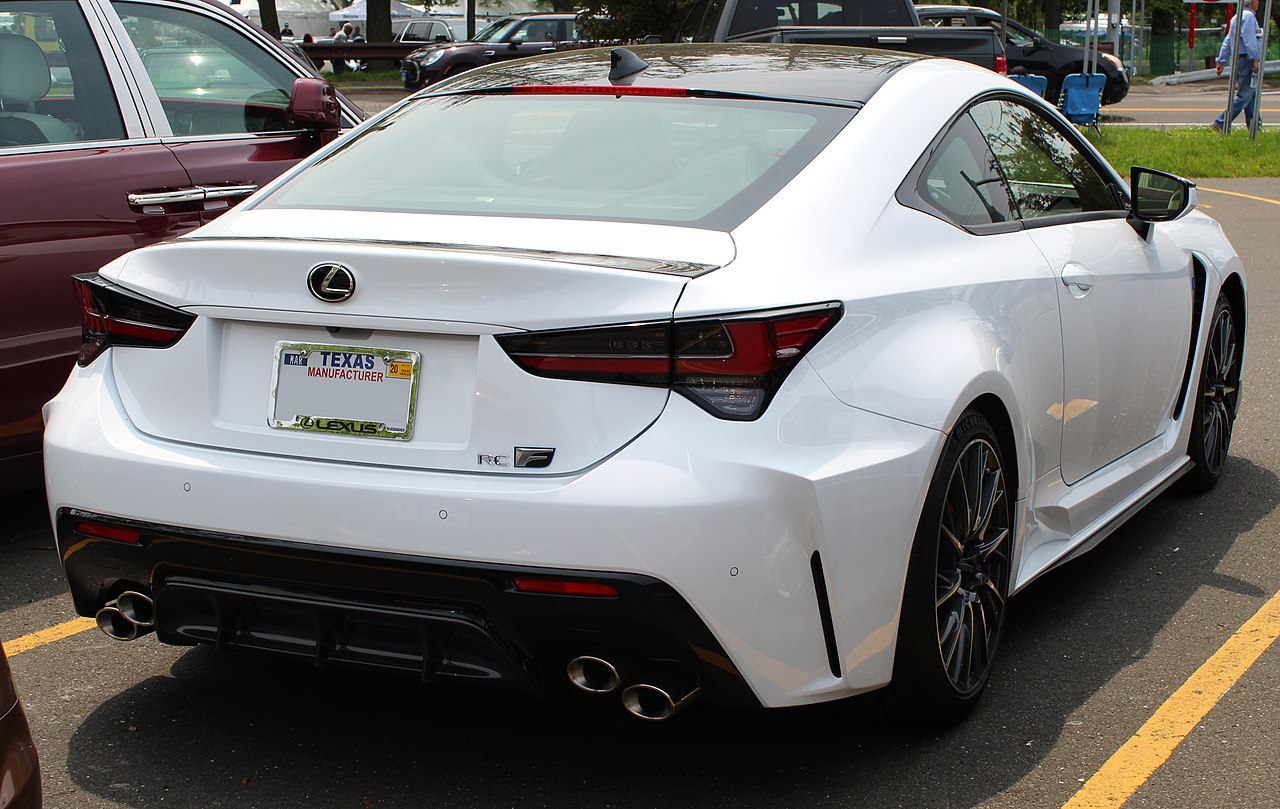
[[576, 0, 701, 41], [1085, 126, 1280, 177]]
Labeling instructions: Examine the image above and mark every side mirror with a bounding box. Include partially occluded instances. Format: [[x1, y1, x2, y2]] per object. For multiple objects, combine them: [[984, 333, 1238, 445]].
[[288, 77, 340, 139], [435, 34, 448, 42], [508, 35, 524, 48], [1129, 166, 1196, 237]]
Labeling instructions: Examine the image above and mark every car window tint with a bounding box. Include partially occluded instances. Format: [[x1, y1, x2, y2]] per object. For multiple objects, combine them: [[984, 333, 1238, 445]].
[[917, 113, 1014, 227], [113, 0, 299, 135], [970, 99, 1117, 219], [260, 94, 855, 230], [0, 0, 124, 146]]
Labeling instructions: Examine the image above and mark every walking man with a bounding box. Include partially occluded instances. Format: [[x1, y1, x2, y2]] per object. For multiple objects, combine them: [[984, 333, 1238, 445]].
[[1212, 0, 1262, 132]]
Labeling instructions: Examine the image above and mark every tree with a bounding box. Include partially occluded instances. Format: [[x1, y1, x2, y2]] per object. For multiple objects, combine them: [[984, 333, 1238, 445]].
[[366, 0, 392, 42], [258, 0, 281, 38]]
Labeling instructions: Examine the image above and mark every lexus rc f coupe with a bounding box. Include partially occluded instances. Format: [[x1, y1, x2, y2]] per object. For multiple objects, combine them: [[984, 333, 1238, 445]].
[[45, 44, 1245, 725]]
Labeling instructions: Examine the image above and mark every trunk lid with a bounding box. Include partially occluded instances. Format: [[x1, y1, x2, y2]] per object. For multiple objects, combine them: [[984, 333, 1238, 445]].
[[105, 216, 733, 474]]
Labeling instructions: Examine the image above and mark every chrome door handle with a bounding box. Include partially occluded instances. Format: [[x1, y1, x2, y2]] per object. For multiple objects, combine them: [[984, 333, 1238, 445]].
[[876, 36, 909, 44], [128, 188, 205, 206], [128, 183, 258, 209], [200, 183, 258, 201]]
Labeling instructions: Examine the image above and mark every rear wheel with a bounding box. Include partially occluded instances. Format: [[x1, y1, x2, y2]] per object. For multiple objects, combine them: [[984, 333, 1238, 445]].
[[870, 411, 1013, 726], [1182, 293, 1241, 493]]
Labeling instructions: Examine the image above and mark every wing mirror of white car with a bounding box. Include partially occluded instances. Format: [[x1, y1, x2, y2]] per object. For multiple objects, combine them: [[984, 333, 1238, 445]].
[[289, 77, 341, 142], [1129, 166, 1197, 238]]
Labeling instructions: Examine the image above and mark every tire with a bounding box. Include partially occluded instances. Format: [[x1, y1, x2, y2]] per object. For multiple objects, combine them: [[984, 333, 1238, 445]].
[[868, 411, 1014, 726], [1181, 293, 1241, 493]]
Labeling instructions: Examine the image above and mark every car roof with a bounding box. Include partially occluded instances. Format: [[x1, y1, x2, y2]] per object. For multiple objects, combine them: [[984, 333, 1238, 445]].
[[432, 43, 924, 107]]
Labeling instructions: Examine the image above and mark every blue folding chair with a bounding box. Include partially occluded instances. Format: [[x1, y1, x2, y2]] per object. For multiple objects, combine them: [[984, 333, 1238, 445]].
[[1060, 73, 1106, 132], [1008, 73, 1048, 98]]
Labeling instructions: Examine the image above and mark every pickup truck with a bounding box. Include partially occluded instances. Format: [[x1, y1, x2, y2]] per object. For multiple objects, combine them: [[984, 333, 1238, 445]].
[[680, 0, 1006, 72]]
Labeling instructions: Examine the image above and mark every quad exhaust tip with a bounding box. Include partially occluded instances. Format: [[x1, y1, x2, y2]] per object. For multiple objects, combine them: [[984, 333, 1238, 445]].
[[567, 656, 621, 694], [95, 590, 155, 641]]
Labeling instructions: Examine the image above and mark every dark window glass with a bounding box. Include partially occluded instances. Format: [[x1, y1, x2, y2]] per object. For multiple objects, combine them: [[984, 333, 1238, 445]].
[[916, 113, 1015, 227], [0, 0, 124, 145], [115, 0, 301, 135], [970, 99, 1118, 219], [261, 94, 854, 230]]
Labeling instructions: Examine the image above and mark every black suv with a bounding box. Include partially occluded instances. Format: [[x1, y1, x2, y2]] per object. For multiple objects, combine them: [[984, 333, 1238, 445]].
[[915, 5, 1130, 105], [401, 13, 610, 90]]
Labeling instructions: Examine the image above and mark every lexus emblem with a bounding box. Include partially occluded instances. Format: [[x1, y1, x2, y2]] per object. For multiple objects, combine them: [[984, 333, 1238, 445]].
[[307, 263, 356, 302]]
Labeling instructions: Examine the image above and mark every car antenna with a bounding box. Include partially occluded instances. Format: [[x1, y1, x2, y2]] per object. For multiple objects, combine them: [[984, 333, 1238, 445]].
[[609, 48, 649, 85]]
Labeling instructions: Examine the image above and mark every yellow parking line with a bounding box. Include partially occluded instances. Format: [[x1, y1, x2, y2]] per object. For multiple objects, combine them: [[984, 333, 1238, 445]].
[[3, 617, 96, 657], [1061, 589, 1280, 808], [1197, 186, 1280, 206]]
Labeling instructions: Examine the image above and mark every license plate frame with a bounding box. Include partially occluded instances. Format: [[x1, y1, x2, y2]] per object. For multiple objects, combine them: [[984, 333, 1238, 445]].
[[269, 342, 420, 440]]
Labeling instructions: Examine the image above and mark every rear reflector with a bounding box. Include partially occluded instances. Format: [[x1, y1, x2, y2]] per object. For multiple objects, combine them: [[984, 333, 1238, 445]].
[[511, 85, 690, 97], [513, 577, 620, 597], [497, 303, 842, 420], [74, 274, 195, 366], [74, 520, 142, 545]]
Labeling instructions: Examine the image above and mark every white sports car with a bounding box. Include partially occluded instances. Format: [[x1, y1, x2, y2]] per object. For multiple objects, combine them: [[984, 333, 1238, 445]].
[[45, 44, 1245, 724]]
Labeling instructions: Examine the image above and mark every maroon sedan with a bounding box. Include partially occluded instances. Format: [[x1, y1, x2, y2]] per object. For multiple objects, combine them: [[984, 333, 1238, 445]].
[[0, 643, 39, 809], [0, 0, 364, 491]]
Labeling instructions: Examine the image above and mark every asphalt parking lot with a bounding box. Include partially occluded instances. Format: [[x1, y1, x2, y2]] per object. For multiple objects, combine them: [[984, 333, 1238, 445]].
[[3, 180, 1278, 809]]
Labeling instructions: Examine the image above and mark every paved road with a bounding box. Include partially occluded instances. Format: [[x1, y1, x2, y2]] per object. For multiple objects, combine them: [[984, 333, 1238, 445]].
[[2, 179, 1278, 808], [1104, 81, 1280, 128]]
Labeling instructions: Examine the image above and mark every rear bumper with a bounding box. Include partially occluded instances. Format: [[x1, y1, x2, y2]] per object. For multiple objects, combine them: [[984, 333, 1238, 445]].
[[45, 356, 941, 708], [56, 510, 755, 705]]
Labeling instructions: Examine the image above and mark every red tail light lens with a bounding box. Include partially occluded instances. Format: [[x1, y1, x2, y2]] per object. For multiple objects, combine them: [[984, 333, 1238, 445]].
[[497, 303, 841, 420], [995, 54, 1008, 76], [73, 520, 142, 544], [511, 85, 690, 97], [513, 577, 619, 597], [74, 274, 196, 367]]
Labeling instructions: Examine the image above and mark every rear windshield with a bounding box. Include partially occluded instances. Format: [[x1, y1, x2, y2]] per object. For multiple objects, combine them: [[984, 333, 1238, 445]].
[[259, 93, 854, 229]]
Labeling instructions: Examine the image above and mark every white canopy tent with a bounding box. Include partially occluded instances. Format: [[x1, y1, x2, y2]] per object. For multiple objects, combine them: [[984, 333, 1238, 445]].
[[329, 0, 426, 23], [225, 0, 336, 39]]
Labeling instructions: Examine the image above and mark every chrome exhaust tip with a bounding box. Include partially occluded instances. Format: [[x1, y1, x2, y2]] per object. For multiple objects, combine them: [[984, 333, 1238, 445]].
[[621, 683, 702, 721], [116, 591, 155, 628], [95, 606, 140, 641], [567, 656, 621, 694]]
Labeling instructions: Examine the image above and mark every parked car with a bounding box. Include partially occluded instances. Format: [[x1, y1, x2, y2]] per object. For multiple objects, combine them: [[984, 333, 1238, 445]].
[[916, 4, 1130, 104], [396, 16, 456, 44], [0, 642, 40, 809], [0, 0, 364, 492], [46, 44, 1244, 726], [399, 13, 611, 90], [681, 0, 1007, 72]]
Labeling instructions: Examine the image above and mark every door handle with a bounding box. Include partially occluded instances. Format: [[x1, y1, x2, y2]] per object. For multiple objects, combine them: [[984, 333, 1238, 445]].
[[1061, 269, 1095, 296], [540, 46, 555, 51], [128, 183, 258, 210], [876, 36, 909, 45]]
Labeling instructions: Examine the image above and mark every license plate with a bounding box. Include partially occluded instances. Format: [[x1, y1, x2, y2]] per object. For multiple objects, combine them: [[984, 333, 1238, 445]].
[[269, 342, 420, 440]]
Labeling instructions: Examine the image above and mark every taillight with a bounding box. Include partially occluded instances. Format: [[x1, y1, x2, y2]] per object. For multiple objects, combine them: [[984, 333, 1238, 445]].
[[497, 303, 841, 420], [512, 577, 619, 597], [73, 274, 195, 367], [511, 85, 690, 97], [73, 520, 143, 544], [995, 54, 1008, 75]]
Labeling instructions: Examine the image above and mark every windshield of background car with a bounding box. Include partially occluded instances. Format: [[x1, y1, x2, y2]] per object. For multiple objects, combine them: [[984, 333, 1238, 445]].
[[471, 17, 518, 41], [260, 94, 855, 229]]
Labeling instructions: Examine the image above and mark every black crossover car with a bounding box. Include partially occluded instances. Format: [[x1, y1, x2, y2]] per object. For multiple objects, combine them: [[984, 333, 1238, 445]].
[[400, 13, 610, 90], [916, 5, 1130, 105]]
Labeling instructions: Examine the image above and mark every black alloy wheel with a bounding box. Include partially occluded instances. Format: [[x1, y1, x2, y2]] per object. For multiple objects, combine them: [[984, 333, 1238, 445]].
[[866, 410, 1013, 726], [934, 433, 1011, 696], [1183, 293, 1241, 492]]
